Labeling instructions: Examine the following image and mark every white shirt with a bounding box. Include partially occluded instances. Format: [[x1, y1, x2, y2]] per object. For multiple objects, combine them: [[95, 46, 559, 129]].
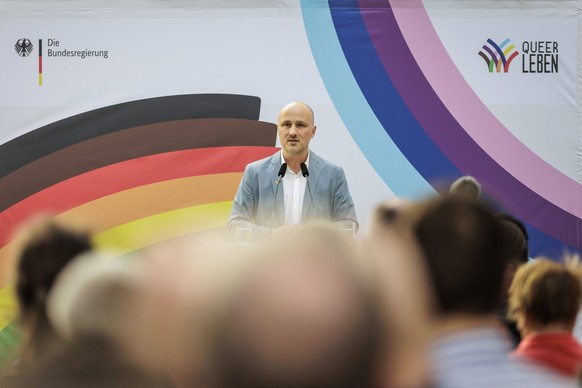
[[281, 151, 309, 226]]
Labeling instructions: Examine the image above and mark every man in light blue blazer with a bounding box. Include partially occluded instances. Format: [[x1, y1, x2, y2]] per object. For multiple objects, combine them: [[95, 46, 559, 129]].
[[228, 101, 357, 240]]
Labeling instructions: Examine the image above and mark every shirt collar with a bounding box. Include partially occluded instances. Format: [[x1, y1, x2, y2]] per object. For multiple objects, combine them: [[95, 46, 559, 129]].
[[280, 150, 310, 170]]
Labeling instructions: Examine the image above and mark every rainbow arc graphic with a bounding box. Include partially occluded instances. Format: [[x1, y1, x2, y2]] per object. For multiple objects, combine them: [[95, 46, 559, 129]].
[[0, 94, 278, 363], [302, 0, 582, 262], [478, 38, 519, 73]]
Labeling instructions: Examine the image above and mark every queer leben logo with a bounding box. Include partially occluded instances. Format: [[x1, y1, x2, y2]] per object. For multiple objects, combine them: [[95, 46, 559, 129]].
[[478, 38, 519, 73]]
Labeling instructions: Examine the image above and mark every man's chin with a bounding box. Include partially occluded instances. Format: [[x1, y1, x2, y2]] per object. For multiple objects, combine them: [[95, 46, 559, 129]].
[[285, 145, 303, 153]]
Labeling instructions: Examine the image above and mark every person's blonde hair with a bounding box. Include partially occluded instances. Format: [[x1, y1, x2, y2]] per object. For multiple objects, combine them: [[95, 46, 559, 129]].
[[508, 257, 582, 329]]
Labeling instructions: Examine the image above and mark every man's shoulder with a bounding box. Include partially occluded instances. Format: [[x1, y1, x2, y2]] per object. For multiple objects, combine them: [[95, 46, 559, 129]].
[[310, 151, 343, 172], [245, 151, 279, 172]]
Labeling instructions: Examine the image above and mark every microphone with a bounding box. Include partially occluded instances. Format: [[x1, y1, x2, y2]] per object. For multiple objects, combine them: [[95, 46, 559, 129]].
[[300, 163, 309, 178], [300, 163, 317, 217], [276, 163, 288, 184], [271, 163, 287, 229]]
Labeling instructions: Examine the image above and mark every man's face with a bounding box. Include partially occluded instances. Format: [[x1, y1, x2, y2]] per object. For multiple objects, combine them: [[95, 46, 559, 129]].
[[277, 103, 317, 157]]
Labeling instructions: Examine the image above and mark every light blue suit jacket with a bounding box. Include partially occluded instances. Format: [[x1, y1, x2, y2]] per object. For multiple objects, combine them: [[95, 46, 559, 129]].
[[228, 151, 357, 240]]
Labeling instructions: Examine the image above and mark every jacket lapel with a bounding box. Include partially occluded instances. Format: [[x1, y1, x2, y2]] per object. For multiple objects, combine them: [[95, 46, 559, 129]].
[[269, 153, 285, 226], [301, 152, 322, 222]]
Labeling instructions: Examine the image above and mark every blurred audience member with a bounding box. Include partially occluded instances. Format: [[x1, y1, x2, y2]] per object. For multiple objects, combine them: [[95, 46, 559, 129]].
[[213, 224, 383, 388], [508, 258, 582, 378], [126, 231, 249, 387], [496, 213, 530, 347], [12, 218, 92, 368], [47, 253, 142, 342], [5, 198, 580, 388], [497, 214, 530, 263], [414, 197, 575, 387], [366, 198, 434, 387], [449, 175, 481, 200], [4, 335, 170, 388], [4, 253, 172, 388]]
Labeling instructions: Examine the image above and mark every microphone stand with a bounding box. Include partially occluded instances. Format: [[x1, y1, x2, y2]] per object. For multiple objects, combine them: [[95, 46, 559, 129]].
[[300, 163, 317, 217], [270, 163, 287, 230]]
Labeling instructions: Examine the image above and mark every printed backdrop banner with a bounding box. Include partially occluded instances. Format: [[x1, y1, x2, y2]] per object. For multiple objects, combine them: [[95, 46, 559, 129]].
[[0, 0, 581, 359]]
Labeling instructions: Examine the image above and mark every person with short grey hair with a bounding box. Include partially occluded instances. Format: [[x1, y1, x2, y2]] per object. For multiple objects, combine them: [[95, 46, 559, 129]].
[[449, 175, 482, 200]]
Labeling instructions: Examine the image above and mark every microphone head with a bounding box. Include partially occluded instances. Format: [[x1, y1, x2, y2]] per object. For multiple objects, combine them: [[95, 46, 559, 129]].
[[300, 163, 309, 178], [278, 163, 288, 178]]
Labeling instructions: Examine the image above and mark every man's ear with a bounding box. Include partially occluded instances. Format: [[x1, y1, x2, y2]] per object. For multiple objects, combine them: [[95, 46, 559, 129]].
[[311, 125, 317, 138]]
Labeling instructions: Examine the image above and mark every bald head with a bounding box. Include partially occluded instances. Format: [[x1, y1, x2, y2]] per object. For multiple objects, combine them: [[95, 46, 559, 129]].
[[214, 226, 381, 388], [278, 101, 314, 126], [277, 101, 317, 160]]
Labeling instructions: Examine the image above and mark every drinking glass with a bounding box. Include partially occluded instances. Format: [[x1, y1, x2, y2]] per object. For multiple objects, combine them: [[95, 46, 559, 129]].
[[339, 220, 356, 239], [235, 220, 252, 246]]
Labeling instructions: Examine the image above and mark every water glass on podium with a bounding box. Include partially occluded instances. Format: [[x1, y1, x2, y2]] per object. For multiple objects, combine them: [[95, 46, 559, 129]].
[[339, 220, 356, 239], [235, 220, 252, 246]]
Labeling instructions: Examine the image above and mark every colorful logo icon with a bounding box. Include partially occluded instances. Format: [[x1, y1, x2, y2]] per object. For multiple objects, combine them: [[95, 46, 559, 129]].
[[478, 38, 518, 73], [14, 38, 34, 57]]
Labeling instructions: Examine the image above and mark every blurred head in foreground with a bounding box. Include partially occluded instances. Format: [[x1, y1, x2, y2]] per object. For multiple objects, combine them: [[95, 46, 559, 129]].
[[125, 231, 250, 386], [6, 253, 169, 388], [414, 197, 507, 317], [366, 198, 435, 388], [13, 217, 92, 364], [213, 224, 383, 388], [47, 252, 144, 342]]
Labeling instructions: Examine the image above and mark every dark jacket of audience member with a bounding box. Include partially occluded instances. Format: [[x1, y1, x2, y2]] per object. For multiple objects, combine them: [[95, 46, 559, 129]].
[[496, 213, 530, 347]]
